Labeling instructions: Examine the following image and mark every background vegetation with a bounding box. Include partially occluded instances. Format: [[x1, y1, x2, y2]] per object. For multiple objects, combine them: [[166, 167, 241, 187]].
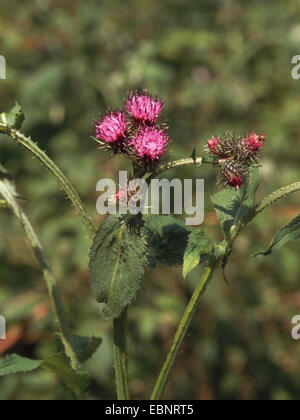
[[1, 0, 300, 400]]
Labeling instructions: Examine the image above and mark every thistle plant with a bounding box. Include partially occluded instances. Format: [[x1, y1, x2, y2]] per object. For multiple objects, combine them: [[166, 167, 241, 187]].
[[0, 92, 300, 400]]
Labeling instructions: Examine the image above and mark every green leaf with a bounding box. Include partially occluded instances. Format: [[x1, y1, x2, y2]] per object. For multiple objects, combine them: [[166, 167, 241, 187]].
[[0, 354, 41, 376], [212, 167, 259, 241], [0, 103, 25, 130], [255, 214, 300, 257], [73, 335, 102, 363], [144, 215, 191, 267], [0, 353, 89, 400], [56, 333, 102, 364], [183, 228, 214, 278], [41, 353, 89, 400], [191, 147, 197, 163], [89, 215, 147, 321]]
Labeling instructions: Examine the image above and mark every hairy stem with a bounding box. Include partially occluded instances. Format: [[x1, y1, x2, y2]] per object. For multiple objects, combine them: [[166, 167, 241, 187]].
[[0, 179, 79, 371], [256, 181, 300, 214], [5, 127, 96, 239], [156, 155, 218, 176], [113, 308, 130, 400], [157, 157, 203, 174], [151, 266, 215, 400], [155, 155, 219, 178]]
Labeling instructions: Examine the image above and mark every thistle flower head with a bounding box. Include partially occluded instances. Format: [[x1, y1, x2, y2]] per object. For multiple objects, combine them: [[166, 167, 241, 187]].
[[206, 133, 236, 158], [126, 91, 164, 124], [207, 137, 220, 152], [220, 159, 245, 191], [95, 112, 127, 144], [131, 126, 170, 161], [227, 173, 244, 190], [244, 132, 266, 152], [206, 131, 267, 190]]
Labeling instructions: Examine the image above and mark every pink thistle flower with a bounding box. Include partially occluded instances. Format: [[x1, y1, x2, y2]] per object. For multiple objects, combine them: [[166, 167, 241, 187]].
[[244, 132, 266, 152], [207, 137, 221, 153], [126, 91, 164, 123], [116, 189, 127, 203], [227, 173, 244, 190], [95, 112, 127, 144], [131, 126, 170, 161], [220, 159, 245, 190]]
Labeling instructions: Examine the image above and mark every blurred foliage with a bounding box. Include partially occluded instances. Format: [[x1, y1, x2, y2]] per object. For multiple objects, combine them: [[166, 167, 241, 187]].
[[0, 0, 300, 400]]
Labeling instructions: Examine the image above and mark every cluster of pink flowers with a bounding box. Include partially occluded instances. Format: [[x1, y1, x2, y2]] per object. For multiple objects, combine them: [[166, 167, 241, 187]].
[[94, 91, 169, 163], [207, 132, 266, 157], [206, 132, 267, 190], [94, 93, 267, 191]]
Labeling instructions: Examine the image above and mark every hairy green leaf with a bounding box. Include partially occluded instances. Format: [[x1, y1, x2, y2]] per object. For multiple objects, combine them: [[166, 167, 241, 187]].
[[56, 333, 102, 364], [144, 215, 191, 267], [73, 335, 102, 363], [183, 228, 214, 278], [41, 353, 89, 400], [212, 167, 259, 241], [191, 147, 197, 163], [255, 214, 300, 257], [0, 103, 25, 130], [0, 354, 41, 376], [0, 353, 89, 400], [89, 215, 147, 321]]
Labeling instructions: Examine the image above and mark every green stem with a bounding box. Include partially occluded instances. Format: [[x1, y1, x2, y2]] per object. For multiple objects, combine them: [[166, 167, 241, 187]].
[[5, 127, 96, 239], [151, 265, 215, 400], [113, 308, 130, 400], [155, 155, 217, 177], [156, 157, 203, 176], [0, 179, 79, 371], [255, 181, 300, 215]]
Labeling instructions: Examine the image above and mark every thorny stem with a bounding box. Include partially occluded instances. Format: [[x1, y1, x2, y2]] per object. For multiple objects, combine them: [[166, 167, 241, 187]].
[[0, 179, 80, 371], [1, 126, 96, 239], [113, 308, 130, 400], [156, 155, 218, 177], [151, 265, 215, 400], [255, 181, 300, 215], [156, 157, 203, 174], [154, 155, 218, 178]]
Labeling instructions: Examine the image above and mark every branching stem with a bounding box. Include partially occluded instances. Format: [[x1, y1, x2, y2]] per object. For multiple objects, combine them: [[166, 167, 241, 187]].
[[3, 127, 96, 239], [0, 179, 79, 371]]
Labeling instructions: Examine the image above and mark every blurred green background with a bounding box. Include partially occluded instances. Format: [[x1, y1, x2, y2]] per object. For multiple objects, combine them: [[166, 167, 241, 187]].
[[1, 0, 300, 400]]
